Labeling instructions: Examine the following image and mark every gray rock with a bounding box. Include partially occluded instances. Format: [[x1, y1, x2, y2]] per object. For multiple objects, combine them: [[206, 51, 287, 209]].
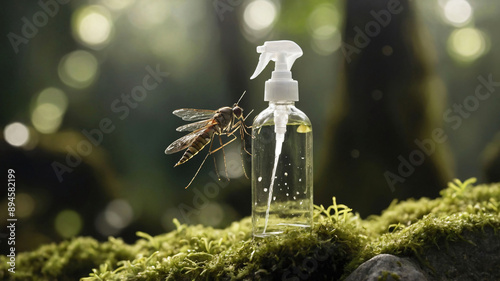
[[345, 254, 428, 281]]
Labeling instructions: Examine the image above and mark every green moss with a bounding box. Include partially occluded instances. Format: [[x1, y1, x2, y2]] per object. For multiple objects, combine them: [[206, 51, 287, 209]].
[[1, 179, 499, 280], [83, 200, 367, 281], [0, 236, 136, 281], [377, 270, 400, 281]]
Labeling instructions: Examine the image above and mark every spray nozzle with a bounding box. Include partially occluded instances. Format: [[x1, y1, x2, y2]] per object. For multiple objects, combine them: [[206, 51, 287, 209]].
[[250, 40, 303, 102], [250, 40, 303, 79]]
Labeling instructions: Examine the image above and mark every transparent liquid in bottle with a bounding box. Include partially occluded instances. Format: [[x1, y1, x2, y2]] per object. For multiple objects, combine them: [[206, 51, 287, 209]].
[[251, 103, 313, 237]]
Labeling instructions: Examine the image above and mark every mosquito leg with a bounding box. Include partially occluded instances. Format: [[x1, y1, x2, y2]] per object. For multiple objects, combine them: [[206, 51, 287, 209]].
[[230, 121, 252, 155], [204, 134, 240, 181], [224, 122, 250, 177], [207, 134, 238, 179], [241, 126, 252, 156], [212, 149, 222, 181], [218, 134, 230, 181], [239, 126, 250, 179], [185, 151, 211, 189], [210, 133, 237, 154]]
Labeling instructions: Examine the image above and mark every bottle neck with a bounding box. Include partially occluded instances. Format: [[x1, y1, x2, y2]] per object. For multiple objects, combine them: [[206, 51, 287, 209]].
[[269, 101, 295, 107]]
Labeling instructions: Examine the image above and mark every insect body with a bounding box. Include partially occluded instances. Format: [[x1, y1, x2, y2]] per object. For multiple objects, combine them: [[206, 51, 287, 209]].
[[165, 92, 251, 188]]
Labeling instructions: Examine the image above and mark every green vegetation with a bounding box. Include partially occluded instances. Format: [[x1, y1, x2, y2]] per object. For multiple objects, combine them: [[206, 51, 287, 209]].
[[1, 179, 499, 280]]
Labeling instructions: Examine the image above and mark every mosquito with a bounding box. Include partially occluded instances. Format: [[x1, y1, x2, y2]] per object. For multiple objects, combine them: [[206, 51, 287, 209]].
[[165, 91, 252, 189]]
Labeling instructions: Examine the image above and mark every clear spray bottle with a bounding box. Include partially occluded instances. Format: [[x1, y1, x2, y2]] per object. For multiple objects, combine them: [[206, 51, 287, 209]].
[[250, 40, 313, 237]]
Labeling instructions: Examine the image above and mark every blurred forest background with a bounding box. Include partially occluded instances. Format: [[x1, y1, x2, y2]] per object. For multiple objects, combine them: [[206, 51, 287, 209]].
[[1, 0, 499, 252]]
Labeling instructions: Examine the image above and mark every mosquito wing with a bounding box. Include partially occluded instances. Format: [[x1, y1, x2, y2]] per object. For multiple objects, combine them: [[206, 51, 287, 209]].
[[173, 108, 215, 121], [165, 127, 208, 154], [176, 119, 214, 132]]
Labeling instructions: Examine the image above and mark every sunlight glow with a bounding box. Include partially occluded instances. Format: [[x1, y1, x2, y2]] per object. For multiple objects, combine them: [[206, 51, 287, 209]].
[[448, 27, 487, 62], [73, 5, 113, 48], [243, 0, 277, 31], [443, 0, 472, 26], [58, 50, 99, 89], [3, 122, 30, 147]]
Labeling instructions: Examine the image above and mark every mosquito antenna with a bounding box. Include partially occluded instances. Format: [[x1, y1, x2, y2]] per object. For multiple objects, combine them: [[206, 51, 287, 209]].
[[244, 109, 254, 120], [236, 90, 247, 105]]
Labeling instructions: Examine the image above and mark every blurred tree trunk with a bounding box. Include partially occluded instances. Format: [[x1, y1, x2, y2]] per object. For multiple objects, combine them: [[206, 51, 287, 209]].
[[216, 9, 250, 106], [316, 0, 454, 216], [215, 10, 252, 217]]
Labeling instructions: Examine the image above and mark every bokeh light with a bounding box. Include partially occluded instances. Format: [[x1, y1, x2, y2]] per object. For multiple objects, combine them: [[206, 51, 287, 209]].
[[308, 4, 341, 34], [309, 4, 342, 55], [73, 5, 113, 49], [55, 210, 83, 238], [95, 199, 134, 236], [447, 27, 487, 62], [100, 0, 135, 10], [242, 0, 277, 40], [32, 103, 64, 134], [31, 87, 68, 134], [128, 0, 170, 29], [198, 203, 224, 226], [218, 146, 245, 179], [36, 87, 68, 114], [3, 122, 30, 147], [16, 193, 36, 218], [442, 0, 472, 27], [58, 50, 99, 89], [104, 199, 134, 229]]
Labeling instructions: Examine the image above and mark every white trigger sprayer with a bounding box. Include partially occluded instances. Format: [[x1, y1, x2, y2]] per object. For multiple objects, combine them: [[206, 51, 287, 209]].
[[250, 40, 303, 169]]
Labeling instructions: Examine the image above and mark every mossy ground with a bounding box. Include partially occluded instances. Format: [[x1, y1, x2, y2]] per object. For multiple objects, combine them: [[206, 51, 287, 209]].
[[1, 179, 499, 280]]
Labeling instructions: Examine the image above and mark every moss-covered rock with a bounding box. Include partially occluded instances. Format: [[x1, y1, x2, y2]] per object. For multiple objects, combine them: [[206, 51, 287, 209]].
[[1, 179, 499, 280]]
